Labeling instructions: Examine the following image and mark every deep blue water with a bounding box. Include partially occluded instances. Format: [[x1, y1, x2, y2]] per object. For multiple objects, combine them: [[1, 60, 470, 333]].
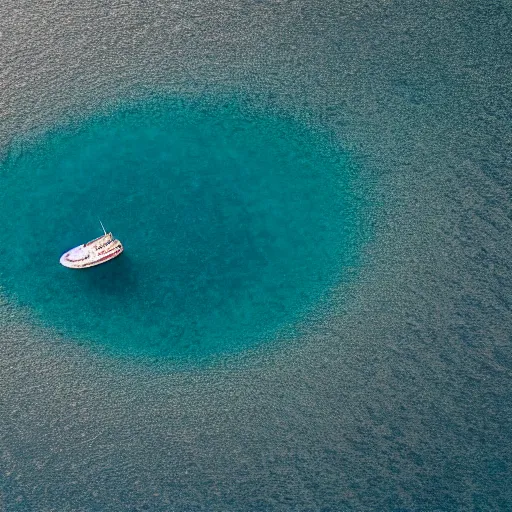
[[1, 0, 511, 511], [0, 98, 362, 360]]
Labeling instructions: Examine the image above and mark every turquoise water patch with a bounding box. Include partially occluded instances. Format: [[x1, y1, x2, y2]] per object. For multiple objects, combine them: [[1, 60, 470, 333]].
[[0, 97, 363, 360]]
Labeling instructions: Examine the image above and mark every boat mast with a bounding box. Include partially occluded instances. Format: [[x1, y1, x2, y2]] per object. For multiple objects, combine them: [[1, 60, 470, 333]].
[[99, 219, 107, 235]]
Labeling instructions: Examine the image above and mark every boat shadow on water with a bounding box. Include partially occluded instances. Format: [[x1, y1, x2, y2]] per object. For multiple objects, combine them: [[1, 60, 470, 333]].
[[70, 252, 139, 297]]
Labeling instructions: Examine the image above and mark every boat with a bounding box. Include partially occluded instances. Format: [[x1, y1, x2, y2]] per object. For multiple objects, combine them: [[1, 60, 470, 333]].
[[60, 221, 124, 269]]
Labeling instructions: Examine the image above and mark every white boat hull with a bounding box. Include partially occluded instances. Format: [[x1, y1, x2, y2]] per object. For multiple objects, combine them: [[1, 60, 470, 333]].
[[60, 232, 124, 269]]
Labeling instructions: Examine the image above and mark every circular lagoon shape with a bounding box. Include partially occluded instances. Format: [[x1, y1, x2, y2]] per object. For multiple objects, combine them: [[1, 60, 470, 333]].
[[0, 98, 363, 360]]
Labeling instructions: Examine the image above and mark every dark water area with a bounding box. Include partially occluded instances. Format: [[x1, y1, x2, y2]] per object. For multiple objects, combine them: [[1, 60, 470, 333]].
[[1, 0, 511, 511], [0, 98, 363, 360]]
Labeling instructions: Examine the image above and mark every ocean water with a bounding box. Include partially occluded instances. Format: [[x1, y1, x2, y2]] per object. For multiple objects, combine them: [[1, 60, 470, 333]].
[[1, 0, 511, 511], [0, 98, 364, 361]]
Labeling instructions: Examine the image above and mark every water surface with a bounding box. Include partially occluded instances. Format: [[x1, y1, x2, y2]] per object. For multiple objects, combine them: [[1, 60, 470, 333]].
[[0, 0, 510, 510], [0, 98, 363, 360]]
